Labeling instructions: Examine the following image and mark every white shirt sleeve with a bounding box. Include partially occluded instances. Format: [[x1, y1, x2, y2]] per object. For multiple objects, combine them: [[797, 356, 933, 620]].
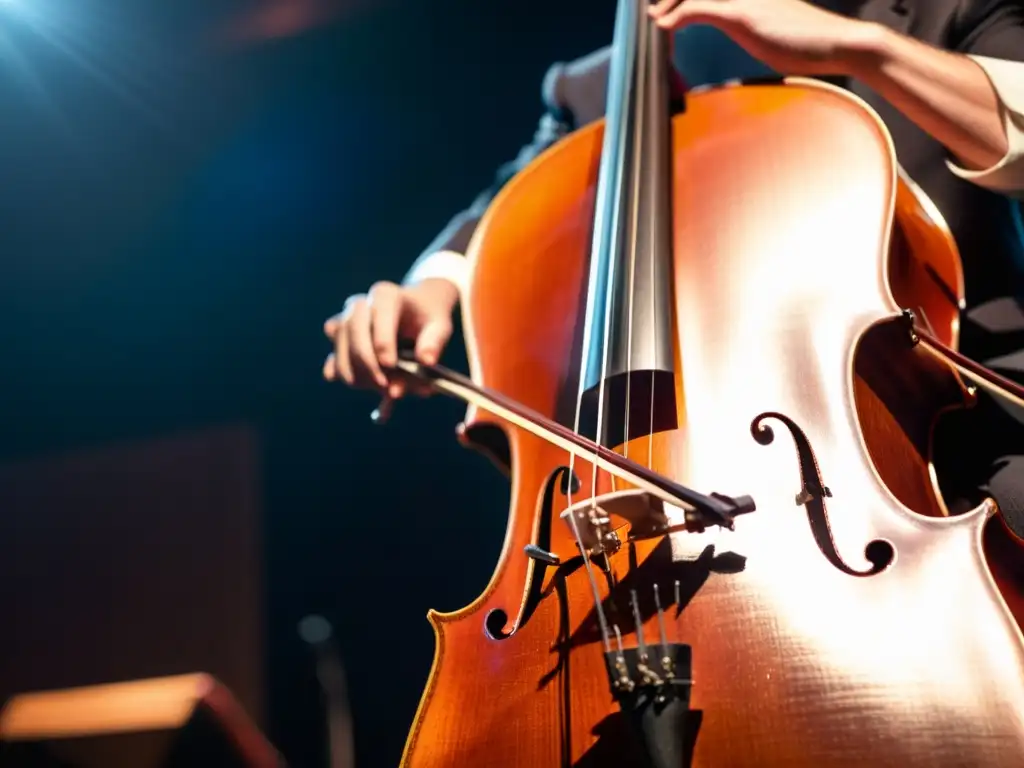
[[403, 249, 469, 296], [946, 55, 1024, 198]]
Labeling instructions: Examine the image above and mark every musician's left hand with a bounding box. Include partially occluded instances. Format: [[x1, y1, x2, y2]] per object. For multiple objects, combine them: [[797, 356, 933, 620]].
[[649, 0, 881, 77]]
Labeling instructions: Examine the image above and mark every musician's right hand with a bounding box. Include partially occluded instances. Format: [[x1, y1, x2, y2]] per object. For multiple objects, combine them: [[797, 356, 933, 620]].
[[323, 278, 459, 399]]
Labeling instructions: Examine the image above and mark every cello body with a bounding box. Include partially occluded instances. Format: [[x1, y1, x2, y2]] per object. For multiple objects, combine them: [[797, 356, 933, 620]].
[[399, 79, 1024, 767]]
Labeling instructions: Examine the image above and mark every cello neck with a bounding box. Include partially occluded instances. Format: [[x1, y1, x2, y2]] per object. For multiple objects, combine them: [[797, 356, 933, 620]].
[[576, 0, 678, 449]]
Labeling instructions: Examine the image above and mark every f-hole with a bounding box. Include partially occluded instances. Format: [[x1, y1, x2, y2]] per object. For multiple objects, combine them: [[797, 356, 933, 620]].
[[751, 412, 895, 576], [484, 466, 580, 640]]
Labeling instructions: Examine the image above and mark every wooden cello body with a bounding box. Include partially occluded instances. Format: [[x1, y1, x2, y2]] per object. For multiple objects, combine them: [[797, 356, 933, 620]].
[[397, 11, 1024, 767]]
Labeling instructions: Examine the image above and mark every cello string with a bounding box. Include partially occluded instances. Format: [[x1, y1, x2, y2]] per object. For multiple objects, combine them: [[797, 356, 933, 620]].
[[647, 15, 660, 471], [563, 0, 642, 654], [603, 0, 651, 598], [589, 0, 642, 508], [577, 0, 647, 643], [622, 0, 650, 467]]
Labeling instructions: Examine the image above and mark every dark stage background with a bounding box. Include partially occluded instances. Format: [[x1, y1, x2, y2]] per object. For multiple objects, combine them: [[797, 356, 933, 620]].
[[0, 0, 616, 766]]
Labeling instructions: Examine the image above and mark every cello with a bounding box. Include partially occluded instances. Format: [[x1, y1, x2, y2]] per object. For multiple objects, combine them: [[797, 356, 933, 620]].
[[375, 0, 1024, 764]]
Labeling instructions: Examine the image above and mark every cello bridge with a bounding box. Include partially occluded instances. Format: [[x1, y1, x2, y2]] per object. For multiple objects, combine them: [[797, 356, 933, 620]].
[[560, 489, 700, 557]]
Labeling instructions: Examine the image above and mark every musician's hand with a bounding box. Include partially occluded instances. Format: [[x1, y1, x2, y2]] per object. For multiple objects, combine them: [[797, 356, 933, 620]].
[[649, 0, 881, 77], [322, 278, 458, 399]]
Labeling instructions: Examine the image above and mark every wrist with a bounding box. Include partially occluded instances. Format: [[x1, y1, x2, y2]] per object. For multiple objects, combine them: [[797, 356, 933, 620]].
[[836, 19, 893, 79], [408, 277, 460, 312]]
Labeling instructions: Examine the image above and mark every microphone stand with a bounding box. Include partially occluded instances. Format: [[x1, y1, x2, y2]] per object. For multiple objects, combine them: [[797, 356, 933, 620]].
[[298, 615, 355, 768]]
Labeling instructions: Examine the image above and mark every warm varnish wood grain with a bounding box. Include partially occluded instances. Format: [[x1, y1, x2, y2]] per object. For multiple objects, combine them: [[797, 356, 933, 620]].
[[400, 80, 1024, 767]]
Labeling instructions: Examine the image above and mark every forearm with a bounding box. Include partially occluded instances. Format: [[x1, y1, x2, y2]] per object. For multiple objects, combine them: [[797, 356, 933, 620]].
[[849, 23, 1009, 171]]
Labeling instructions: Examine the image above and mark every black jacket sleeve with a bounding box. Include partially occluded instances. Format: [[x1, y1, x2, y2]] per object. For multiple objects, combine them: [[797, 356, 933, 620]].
[[404, 64, 578, 280], [956, 0, 1024, 58]]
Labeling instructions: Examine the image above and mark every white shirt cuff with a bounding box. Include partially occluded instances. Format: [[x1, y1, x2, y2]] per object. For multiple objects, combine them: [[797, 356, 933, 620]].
[[404, 250, 469, 296], [946, 55, 1024, 197]]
